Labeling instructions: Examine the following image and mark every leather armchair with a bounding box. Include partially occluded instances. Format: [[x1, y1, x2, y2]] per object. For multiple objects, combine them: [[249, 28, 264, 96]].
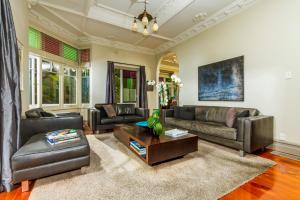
[[12, 115, 90, 192]]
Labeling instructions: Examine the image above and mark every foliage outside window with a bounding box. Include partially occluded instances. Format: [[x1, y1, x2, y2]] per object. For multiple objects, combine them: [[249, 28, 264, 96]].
[[42, 60, 60, 104], [81, 69, 90, 104], [64, 67, 77, 104]]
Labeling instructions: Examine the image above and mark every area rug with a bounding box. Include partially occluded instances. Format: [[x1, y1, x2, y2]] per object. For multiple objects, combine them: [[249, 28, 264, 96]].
[[29, 134, 275, 200]]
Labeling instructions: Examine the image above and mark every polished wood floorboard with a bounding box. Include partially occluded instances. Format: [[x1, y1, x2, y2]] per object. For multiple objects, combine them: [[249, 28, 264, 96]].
[[1, 125, 300, 200]]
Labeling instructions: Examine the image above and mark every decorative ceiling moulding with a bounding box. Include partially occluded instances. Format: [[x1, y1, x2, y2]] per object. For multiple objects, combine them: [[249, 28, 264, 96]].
[[29, 10, 155, 55], [29, 10, 79, 44], [155, 0, 258, 54], [78, 36, 156, 55], [154, 0, 195, 26]]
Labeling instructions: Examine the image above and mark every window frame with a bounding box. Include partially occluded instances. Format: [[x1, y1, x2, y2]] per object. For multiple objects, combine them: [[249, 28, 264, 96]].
[[63, 66, 78, 106], [114, 65, 140, 105], [29, 52, 90, 110]]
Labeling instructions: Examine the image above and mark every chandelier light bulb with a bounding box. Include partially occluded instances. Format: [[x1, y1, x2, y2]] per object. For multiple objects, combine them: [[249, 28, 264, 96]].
[[131, 19, 138, 32], [143, 26, 149, 36], [142, 14, 149, 26], [152, 22, 159, 32]]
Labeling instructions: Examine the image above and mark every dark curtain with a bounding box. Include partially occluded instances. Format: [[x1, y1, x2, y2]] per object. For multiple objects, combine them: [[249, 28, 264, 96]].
[[105, 61, 115, 104], [0, 0, 22, 192], [139, 66, 148, 108]]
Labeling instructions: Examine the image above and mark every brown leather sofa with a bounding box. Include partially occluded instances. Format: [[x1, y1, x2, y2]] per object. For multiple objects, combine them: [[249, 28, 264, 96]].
[[88, 103, 149, 133], [12, 114, 90, 191], [162, 106, 273, 156]]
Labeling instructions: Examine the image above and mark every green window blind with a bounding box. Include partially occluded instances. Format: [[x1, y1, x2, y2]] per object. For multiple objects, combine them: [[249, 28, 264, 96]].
[[63, 44, 78, 62], [29, 27, 41, 49]]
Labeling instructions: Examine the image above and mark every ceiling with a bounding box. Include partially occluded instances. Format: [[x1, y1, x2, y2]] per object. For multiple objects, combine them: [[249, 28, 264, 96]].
[[27, 0, 257, 54]]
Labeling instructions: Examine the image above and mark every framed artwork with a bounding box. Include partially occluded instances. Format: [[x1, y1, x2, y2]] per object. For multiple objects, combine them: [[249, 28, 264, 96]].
[[198, 56, 244, 101]]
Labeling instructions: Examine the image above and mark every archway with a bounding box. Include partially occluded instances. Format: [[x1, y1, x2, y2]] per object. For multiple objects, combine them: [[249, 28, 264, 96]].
[[155, 52, 180, 108]]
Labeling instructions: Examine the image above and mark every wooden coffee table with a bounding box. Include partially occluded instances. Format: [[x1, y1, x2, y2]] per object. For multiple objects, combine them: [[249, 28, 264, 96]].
[[113, 124, 198, 165]]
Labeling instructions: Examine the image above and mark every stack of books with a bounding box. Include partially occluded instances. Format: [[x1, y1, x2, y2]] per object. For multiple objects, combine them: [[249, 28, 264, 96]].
[[130, 141, 146, 157], [165, 129, 189, 138], [46, 129, 80, 145]]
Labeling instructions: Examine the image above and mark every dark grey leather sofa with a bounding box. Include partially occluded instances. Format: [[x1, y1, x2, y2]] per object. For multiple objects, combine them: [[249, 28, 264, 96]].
[[12, 115, 90, 191], [88, 103, 149, 133], [162, 106, 274, 156]]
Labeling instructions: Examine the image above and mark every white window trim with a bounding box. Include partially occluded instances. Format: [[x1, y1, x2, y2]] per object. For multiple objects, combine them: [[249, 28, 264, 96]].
[[29, 52, 91, 110]]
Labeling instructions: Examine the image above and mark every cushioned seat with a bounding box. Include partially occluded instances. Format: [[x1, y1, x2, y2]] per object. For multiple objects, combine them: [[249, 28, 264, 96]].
[[165, 117, 237, 140], [191, 121, 237, 140], [12, 130, 89, 171], [101, 116, 124, 124], [165, 117, 194, 130], [122, 115, 145, 123]]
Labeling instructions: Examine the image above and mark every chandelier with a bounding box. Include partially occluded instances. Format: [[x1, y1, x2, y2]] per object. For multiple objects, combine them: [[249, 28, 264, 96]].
[[131, 0, 158, 36]]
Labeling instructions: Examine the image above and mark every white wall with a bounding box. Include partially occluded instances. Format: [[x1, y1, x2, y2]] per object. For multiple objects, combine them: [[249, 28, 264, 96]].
[[91, 44, 158, 111], [170, 0, 300, 145], [10, 0, 29, 114]]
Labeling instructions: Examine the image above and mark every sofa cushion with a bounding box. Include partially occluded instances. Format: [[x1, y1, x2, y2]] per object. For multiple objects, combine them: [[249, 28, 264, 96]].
[[12, 130, 89, 171], [173, 106, 195, 120], [195, 107, 208, 121], [206, 107, 229, 124], [101, 116, 124, 124], [103, 104, 117, 118], [165, 117, 194, 130], [233, 110, 250, 128], [191, 121, 237, 140], [116, 104, 135, 115], [122, 115, 145, 123]]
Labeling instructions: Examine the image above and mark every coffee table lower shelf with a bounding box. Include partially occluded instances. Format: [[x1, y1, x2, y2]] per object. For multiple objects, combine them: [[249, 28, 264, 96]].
[[114, 125, 198, 165]]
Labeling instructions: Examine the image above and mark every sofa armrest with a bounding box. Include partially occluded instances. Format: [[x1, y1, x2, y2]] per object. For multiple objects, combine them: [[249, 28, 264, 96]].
[[238, 115, 274, 153], [88, 108, 102, 132], [20, 116, 83, 146], [135, 108, 149, 119]]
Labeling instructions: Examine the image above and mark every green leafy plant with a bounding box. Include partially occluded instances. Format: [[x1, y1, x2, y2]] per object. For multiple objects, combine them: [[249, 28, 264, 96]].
[[147, 109, 163, 136]]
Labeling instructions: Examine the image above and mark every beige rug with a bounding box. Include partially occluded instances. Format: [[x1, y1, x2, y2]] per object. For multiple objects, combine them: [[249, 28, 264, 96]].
[[29, 134, 275, 200]]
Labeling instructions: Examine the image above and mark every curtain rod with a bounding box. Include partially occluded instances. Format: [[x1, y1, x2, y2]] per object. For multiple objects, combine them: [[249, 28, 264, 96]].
[[109, 61, 141, 67]]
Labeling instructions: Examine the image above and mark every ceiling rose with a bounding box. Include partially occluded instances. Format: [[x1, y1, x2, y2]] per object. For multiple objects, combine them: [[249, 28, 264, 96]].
[[131, 0, 158, 36]]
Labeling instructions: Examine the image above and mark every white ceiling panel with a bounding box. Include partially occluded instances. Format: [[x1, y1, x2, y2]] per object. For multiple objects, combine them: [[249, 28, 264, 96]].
[[28, 0, 257, 53]]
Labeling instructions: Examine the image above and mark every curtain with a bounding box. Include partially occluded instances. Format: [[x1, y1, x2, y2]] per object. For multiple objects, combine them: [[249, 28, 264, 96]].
[[139, 66, 148, 108], [0, 0, 22, 192], [105, 61, 115, 104]]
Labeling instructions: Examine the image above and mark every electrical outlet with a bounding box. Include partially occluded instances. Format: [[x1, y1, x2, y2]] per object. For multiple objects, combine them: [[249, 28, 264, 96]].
[[279, 132, 287, 140]]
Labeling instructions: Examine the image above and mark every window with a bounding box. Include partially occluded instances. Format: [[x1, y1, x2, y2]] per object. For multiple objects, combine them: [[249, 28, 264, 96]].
[[63, 44, 78, 62], [42, 60, 60, 104], [81, 69, 90, 104], [29, 27, 41, 49], [64, 67, 77, 104], [29, 55, 39, 105], [114, 68, 138, 103]]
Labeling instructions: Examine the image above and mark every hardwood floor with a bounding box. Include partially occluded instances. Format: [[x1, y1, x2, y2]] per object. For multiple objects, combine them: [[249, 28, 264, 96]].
[[1, 126, 300, 200]]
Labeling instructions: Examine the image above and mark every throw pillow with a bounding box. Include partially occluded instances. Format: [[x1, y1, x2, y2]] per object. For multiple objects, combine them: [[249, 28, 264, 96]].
[[179, 106, 195, 120], [233, 110, 250, 128], [40, 111, 56, 117], [174, 106, 181, 119], [103, 104, 117, 118], [226, 108, 238, 128], [25, 108, 44, 118]]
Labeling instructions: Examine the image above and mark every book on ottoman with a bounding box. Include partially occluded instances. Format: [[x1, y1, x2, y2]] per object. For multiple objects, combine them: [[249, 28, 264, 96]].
[[46, 129, 80, 145]]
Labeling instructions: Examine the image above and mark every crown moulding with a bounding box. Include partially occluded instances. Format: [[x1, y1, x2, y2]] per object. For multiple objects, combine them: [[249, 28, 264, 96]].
[[28, 10, 156, 55], [154, 0, 258, 54]]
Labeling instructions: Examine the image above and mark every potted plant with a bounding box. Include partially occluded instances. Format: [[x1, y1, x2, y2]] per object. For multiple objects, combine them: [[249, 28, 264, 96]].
[[147, 109, 163, 136]]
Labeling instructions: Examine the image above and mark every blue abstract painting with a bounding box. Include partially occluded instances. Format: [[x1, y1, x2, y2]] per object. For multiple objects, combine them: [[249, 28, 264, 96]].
[[198, 56, 244, 101]]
